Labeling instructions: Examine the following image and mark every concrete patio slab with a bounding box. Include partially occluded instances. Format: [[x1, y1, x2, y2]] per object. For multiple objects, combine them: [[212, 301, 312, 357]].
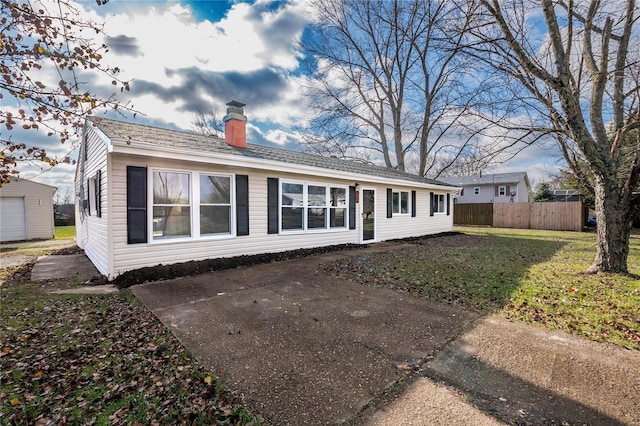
[[132, 252, 478, 425]]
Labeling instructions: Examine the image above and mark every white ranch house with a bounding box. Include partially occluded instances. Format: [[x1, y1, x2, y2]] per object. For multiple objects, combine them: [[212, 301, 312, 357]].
[[75, 102, 456, 280]]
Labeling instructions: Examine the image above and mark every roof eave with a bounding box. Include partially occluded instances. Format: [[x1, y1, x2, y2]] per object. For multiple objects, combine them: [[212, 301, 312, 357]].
[[110, 139, 453, 190]]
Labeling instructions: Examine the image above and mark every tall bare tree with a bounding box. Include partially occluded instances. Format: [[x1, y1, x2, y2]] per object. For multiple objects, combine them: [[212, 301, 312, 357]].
[[191, 108, 224, 138], [0, 0, 133, 184], [463, 0, 640, 273], [302, 0, 492, 178]]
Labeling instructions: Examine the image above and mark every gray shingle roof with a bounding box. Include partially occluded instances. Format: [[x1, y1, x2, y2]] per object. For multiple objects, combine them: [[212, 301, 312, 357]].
[[440, 172, 529, 187], [89, 117, 450, 187]]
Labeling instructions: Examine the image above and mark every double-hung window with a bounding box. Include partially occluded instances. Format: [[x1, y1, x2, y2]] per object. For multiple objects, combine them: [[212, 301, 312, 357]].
[[392, 190, 409, 214], [434, 193, 446, 214], [307, 185, 327, 229], [153, 171, 191, 239], [281, 181, 348, 232], [200, 175, 231, 235], [329, 187, 346, 227], [281, 183, 304, 230]]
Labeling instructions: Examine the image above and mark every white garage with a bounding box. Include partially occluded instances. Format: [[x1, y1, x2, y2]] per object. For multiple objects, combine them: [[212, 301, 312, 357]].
[[0, 178, 56, 242]]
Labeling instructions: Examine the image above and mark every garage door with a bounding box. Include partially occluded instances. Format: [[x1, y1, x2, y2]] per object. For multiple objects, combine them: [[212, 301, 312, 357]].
[[1, 197, 26, 242]]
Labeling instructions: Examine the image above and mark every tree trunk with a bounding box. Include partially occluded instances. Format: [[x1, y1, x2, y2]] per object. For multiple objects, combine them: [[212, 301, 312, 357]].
[[589, 179, 632, 273]]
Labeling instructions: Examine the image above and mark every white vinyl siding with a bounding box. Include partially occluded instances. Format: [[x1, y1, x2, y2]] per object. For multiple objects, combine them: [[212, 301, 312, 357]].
[[106, 155, 455, 279], [75, 127, 109, 276], [376, 187, 452, 242]]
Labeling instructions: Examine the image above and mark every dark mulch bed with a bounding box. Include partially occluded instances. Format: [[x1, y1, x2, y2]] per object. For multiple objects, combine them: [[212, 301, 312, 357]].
[[112, 243, 364, 288]]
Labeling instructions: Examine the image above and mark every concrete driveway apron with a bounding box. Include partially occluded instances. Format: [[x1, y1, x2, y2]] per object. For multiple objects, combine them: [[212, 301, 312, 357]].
[[132, 250, 477, 425]]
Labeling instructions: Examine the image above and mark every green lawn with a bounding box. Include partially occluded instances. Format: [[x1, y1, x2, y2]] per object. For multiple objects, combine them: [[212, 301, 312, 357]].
[[322, 227, 640, 350], [54, 226, 75, 240]]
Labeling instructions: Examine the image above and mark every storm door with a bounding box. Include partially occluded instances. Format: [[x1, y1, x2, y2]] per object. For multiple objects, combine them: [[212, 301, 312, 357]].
[[361, 189, 375, 242]]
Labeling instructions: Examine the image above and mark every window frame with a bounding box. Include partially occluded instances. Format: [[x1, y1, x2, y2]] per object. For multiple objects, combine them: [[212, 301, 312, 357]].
[[199, 174, 233, 237], [149, 168, 236, 243], [474, 187, 480, 195], [279, 179, 349, 233], [392, 190, 410, 215], [433, 193, 447, 214], [88, 175, 97, 216], [498, 185, 506, 196]]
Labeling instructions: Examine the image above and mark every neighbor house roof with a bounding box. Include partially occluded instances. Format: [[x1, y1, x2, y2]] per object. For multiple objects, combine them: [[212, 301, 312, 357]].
[[3, 177, 57, 191], [88, 117, 452, 188], [440, 172, 530, 188]]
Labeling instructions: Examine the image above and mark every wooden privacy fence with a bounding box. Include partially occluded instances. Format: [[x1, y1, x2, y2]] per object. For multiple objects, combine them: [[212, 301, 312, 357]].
[[454, 203, 493, 226], [454, 202, 584, 231]]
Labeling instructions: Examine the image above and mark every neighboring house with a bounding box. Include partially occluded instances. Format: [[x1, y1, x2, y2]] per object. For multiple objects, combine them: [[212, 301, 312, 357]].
[[75, 101, 456, 280], [0, 178, 56, 242], [552, 189, 582, 202], [440, 172, 531, 204]]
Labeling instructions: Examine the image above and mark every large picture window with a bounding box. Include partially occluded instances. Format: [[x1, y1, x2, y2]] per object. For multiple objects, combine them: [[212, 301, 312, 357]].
[[153, 171, 191, 239], [200, 175, 231, 235], [151, 170, 235, 241], [281, 181, 348, 232]]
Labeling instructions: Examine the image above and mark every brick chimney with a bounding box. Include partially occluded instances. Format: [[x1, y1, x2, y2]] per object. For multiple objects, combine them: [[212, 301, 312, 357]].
[[223, 100, 247, 148]]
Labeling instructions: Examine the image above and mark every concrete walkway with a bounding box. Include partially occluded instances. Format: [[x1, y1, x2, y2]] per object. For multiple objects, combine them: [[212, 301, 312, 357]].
[[362, 316, 640, 425]]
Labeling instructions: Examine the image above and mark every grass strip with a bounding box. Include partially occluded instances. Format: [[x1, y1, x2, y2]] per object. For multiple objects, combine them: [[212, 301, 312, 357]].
[[321, 227, 640, 350]]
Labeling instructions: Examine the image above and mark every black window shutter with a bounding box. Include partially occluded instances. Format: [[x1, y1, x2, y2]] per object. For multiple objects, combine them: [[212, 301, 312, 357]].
[[411, 190, 416, 217], [446, 193, 451, 216], [348, 186, 356, 229], [387, 188, 393, 218], [127, 166, 147, 244], [86, 179, 91, 215], [430, 192, 434, 217], [96, 170, 102, 218], [236, 175, 249, 236], [267, 177, 279, 234]]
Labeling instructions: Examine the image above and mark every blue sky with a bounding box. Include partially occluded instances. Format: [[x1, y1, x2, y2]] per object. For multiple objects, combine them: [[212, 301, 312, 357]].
[[8, 0, 563, 198]]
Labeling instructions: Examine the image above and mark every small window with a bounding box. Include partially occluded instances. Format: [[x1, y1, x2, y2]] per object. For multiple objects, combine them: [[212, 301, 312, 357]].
[[153, 171, 191, 239], [434, 193, 446, 213], [474, 187, 480, 195], [392, 190, 409, 214], [88, 176, 97, 215], [498, 186, 506, 196]]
